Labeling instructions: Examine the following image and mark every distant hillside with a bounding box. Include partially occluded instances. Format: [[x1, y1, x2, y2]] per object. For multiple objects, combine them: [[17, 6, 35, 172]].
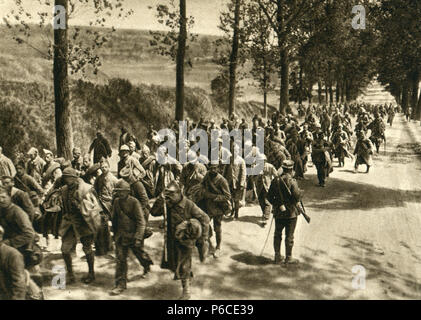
[[0, 78, 274, 160], [0, 25, 223, 90]]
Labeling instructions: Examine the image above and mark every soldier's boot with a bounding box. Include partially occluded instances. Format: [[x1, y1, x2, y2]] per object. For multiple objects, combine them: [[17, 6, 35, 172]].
[[274, 253, 283, 265], [366, 165, 370, 173], [110, 282, 127, 296], [82, 253, 96, 284], [284, 245, 299, 265], [234, 206, 239, 220], [213, 232, 222, 258], [273, 236, 282, 264], [62, 253, 76, 284], [179, 279, 191, 300]]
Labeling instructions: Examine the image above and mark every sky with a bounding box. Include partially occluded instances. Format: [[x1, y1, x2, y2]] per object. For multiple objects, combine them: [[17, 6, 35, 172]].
[[0, 0, 228, 35]]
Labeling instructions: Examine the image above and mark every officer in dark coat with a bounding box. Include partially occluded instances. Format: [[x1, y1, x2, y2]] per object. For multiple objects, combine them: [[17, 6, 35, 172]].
[[110, 180, 153, 296], [89, 132, 112, 164], [151, 181, 209, 300], [267, 160, 303, 265]]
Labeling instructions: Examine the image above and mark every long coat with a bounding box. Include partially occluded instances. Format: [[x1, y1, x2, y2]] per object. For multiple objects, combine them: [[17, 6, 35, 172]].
[[112, 195, 146, 246], [89, 136, 112, 163], [201, 173, 232, 217], [59, 179, 102, 238], [151, 196, 209, 276], [354, 139, 373, 166]]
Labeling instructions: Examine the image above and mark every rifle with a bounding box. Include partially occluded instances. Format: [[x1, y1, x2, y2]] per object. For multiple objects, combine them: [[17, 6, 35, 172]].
[[279, 176, 311, 224]]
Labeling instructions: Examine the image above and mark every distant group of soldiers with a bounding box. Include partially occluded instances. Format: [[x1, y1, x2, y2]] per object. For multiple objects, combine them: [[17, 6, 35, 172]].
[[0, 101, 396, 300]]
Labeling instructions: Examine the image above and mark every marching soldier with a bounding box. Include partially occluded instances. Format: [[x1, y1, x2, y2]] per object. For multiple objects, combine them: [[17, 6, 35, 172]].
[[368, 112, 385, 153], [151, 181, 210, 300], [59, 168, 102, 285], [311, 132, 330, 187], [93, 158, 118, 256], [222, 144, 246, 220], [201, 163, 231, 258], [332, 125, 351, 167], [255, 154, 278, 225], [354, 131, 373, 173], [109, 180, 153, 296], [267, 160, 303, 265]]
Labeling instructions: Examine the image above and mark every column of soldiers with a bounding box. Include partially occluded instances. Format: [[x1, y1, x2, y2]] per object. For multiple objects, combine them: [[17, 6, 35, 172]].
[[0, 101, 394, 300]]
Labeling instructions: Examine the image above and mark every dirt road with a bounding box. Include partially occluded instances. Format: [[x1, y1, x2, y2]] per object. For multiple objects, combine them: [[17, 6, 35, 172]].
[[41, 114, 421, 300]]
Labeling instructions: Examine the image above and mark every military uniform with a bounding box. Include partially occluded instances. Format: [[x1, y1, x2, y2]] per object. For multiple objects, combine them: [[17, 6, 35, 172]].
[[222, 155, 246, 219], [267, 162, 303, 263], [0, 204, 37, 255], [180, 163, 207, 199], [0, 154, 16, 177], [112, 194, 153, 290], [311, 137, 330, 187], [0, 243, 27, 300], [89, 134, 112, 164], [94, 171, 118, 256], [10, 187, 36, 222], [26, 156, 46, 186], [151, 195, 209, 279], [14, 174, 44, 199], [201, 172, 231, 252], [60, 170, 102, 284], [255, 162, 277, 220]]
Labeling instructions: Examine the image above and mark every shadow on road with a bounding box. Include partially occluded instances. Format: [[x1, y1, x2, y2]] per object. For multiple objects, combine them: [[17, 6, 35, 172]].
[[231, 251, 273, 266], [300, 174, 418, 211]]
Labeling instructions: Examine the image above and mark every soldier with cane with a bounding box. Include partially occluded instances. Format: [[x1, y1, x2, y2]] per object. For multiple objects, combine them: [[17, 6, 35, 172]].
[[267, 160, 305, 265]]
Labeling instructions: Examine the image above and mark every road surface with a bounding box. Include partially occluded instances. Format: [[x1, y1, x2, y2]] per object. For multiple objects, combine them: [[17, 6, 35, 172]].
[[41, 114, 421, 300]]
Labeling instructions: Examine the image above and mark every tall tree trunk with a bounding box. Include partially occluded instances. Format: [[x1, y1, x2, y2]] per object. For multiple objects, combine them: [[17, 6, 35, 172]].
[[308, 85, 312, 105], [410, 70, 420, 120], [345, 79, 351, 102], [277, 0, 288, 114], [324, 83, 328, 105], [175, 0, 187, 121], [263, 90, 268, 119], [401, 81, 409, 112], [418, 87, 421, 123], [340, 80, 345, 103], [263, 56, 268, 119], [298, 63, 303, 105], [228, 0, 241, 117], [329, 82, 333, 105], [54, 0, 73, 159], [335, 81, 340, 104], [279, 48, 289, 114], [318, 79, 322, 105]]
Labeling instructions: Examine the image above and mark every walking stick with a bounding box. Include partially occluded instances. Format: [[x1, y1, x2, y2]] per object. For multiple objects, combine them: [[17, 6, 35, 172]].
[[259, 216, 274, 257], [384, 135, 386, 155]]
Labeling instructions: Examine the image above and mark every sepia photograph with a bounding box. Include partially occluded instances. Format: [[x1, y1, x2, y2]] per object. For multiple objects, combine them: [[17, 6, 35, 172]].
[[0, 0, 420, 305]]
